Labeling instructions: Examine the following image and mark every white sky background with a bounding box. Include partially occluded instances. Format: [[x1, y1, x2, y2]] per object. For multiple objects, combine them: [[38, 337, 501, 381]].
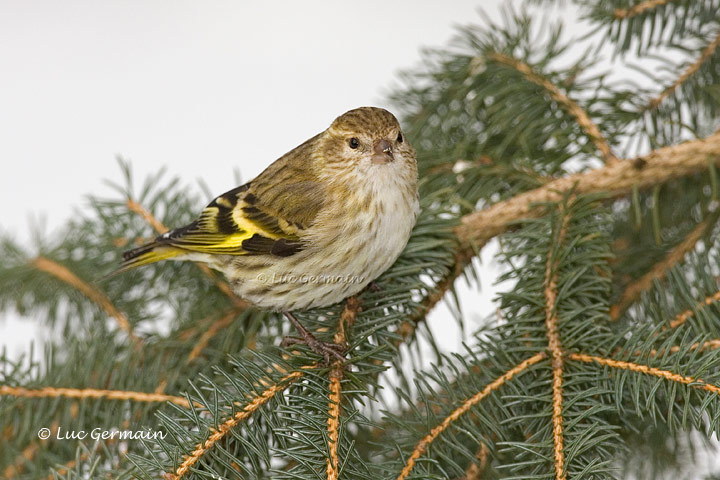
[[1, 1, 719, 477]]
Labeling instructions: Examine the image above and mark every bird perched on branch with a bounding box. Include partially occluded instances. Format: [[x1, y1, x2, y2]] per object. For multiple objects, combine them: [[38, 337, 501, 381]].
[[115, 107, 419, 361]]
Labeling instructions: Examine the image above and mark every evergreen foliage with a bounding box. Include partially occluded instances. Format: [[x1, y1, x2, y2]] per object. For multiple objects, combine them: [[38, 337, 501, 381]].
[[2, 2, 720, 479]]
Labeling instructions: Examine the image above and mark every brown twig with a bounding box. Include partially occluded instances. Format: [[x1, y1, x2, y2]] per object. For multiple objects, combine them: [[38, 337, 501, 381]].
[[171, 369, 310, 479], [543, 209, 570, 480], [488, 52, 619, 165], [397, 251, 469, 342], [462, 443, 490, 480], [126, 199, 169, 234], [455, 130, 720, 250], [125, 198, 248, 309], [186, 308, 240, 362], [610, 215, 716, 320], [30, 256, 141, 343], [667, 289, 720, 329], [569, 352, 720, 396], [4, 438, 42, 479], [614, 0, 675, 19], [0, 385, 199, 409], [395, 352, 547, 480], [646, 30, 720, 110], [642, 338, 720, 358], [326, 297, 361, 480], [44, 452, 89, 480]]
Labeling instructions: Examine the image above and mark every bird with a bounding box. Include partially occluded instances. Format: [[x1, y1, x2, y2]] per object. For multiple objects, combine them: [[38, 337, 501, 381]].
[[116, 107, 419, 361]]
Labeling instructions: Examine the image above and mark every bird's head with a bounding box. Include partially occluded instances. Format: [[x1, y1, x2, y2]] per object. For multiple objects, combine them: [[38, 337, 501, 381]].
[[317, 107, 416, 181]]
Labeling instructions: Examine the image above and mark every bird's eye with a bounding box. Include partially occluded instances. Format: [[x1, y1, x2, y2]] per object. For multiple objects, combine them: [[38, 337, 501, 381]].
[[349, 137, 360, 149], [397, 133, 403, 143]]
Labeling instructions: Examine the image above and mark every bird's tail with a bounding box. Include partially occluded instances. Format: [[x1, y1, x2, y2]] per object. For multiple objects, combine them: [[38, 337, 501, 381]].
[[102, 241, 185, 279]]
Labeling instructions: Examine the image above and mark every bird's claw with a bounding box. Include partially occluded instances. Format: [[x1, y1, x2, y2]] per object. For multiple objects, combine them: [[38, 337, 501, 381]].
[[280, 336, 346, 364]]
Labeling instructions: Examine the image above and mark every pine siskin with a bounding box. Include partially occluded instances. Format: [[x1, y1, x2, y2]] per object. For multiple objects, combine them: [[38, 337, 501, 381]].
[[117, 107, 419, 360]]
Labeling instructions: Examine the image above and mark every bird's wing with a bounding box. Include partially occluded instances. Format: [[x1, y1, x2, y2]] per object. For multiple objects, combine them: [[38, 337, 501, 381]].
[[157, 179, 326, 257]]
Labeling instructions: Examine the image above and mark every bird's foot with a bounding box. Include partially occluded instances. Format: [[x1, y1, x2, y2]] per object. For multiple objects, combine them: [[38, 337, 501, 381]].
[[282, 311, 346, 364], [280, 336, 346, 364]]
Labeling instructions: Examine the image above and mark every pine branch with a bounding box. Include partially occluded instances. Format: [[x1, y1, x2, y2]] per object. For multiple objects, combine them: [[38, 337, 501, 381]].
[[456, 130, 720, 250], [170, 368, 311, 479], [185, 308, 241, 362], [326, 297, 361, 480], [646, 30, 720, 111], [543, 206, 570, 480], [610, 214, 717, 320], [488, 52, 619, 165], [668, 289, 720, 329], [4, 436, 44, 479], [648, 338, 720, 356], [0, 385, 198, 409], [460, 443, 489, 480], [30, 256, 141, 343], [569, 353, 720, 397], [397, 250, 467, 342], [614, 0, 677, 19], [395, 352, 547, 480], [126, 199, 168, 235]]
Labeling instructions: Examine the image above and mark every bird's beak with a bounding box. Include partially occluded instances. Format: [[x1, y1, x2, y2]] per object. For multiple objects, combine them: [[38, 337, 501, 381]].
[[372, 139, 394, 164]]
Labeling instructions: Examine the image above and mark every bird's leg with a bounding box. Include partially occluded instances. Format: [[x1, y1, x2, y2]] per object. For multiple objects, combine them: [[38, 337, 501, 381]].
[[280, 311, 346, 364]]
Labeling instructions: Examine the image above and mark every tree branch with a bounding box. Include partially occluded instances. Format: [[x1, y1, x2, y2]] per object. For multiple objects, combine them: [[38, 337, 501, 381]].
[[455, 131, 720, 250], [488, 52, 619, 165], [186, 308, 240, 362], [30, 257, 141, 343], [460, 443, 490, 480], [646, 30, 720, 110], [544, 207, 569, 480], [568, 353, 720, 396], [395, 352, 547, 480], [0, 385, 198, 408], [171, 369, 309, 479], [614, 0, 676, 19], [610, 214, 717, 320], [326, 297, 360, 480], [668, 288, 720, 329]]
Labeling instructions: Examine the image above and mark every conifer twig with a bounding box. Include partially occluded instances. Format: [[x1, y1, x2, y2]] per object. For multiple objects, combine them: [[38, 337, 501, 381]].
[[645, 338, 720, 357], [171, 369, 309, 479], [614, 0, 675, 19], [544, 208, 569, 480], [488, 52, 619, 165], [395, 352, 547, 480], [326, 297, 361, 480], [646, 30, 720, 110], [610, 214, 716, 320], [568, 353, 720, 396], [4, 439, 41, 479], [462, 443, 490, 480], [397, 251, 469, 342], [30, 256, 141, 343], [44, 452, 89, 480], [667, 289, 720, 329], [0, 385, 198, 409], [456, 130, 720, 250], [186, 308, 240, 362]]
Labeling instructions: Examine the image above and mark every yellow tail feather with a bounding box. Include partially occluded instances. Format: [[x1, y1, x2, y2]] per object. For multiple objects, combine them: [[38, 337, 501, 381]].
[[102, 243, 185, 280]]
